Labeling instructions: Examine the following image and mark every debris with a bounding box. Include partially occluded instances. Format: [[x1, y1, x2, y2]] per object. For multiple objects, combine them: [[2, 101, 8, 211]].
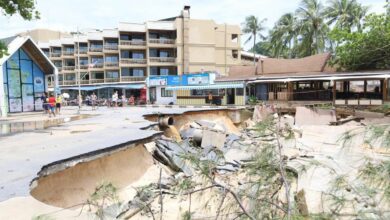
[[201, 129, 226, 148], [295, 107, 337, 126]]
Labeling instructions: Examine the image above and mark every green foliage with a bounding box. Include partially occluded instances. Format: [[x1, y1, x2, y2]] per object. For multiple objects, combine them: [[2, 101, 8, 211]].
[[0, 0, 40, 20], [87, 182, 119, 220], [242, 15, 267, 64], [329, 14, 390, 71], [181, 210, 192, 220], [247, 95, 258, 105], [0, 41, 8, 58]]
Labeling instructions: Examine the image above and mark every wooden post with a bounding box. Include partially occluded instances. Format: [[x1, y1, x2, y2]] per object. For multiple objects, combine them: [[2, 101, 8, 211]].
[[332, 80, 336, 104], [287, 82, 293, 101], [383, 79, 388, 101]]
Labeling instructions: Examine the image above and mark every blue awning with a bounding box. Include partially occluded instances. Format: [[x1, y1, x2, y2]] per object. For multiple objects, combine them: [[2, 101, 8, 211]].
[[165, 83, 244, 91]]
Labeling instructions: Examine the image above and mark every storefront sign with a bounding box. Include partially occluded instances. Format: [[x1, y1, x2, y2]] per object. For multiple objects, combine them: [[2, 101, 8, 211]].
[[184, 73, 209, 85], [149, 75, 181, 86], [148, 73, 212, 87]]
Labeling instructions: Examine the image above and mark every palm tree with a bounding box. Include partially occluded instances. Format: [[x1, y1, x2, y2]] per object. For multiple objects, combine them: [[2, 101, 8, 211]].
[[269, 13, 298, 58], [242, 16, 267, 65], [296, 0, 329, 56], [325, 0, 368, 32]]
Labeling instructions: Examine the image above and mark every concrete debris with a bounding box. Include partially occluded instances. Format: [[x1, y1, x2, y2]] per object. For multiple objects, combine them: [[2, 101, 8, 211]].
[[201, 129, 226, 148], [252, 105, 275, 122], [295, 107, 337, 126]]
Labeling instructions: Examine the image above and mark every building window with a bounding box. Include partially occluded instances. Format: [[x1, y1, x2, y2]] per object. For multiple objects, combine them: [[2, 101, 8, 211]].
[[106, 71, 119, 78], [91, 57, 103, 64], [121, 67, 130, 76], [232, 50, 238, 59], [132, 52, 144, 59], [191, 89, 219, 96], [133, 68, 144, 76], [105, 56, 118, 62], [150, 67, 158, 75], [366, 80, 381, 93], [236, 88, 243, 96], [161, 88, 173, 97], [160, 68, 169, 76], [231, 34, 238, 43], [160, 51, 169, 57], [149, 49, 158, 57], [79, 58, 88, 65]]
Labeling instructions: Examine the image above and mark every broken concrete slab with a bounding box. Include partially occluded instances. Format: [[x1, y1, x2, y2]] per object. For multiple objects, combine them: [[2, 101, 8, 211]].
[[201, 129, 226, 148], [295, 107, 337, 126]]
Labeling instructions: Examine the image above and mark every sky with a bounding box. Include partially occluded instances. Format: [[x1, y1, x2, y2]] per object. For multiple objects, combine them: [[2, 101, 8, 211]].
[[0, 0, 387, 49]]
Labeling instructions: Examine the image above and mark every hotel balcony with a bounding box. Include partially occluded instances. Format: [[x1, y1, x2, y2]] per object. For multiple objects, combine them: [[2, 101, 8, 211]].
[[90, 79, 105, 84], [148, 38, 176, 47], [63, 80, 76, 86], [88, 63, 104, 71], [149, 57, 176, 65], [50, 52, 62, 60], [75, 48, 88, 56], [76, 64, 89, 70], [88, 47, 103, 55], [119, 40, 147, 49], [120, 58, 147, 66], [103, 44, 119, 52], [105, 78, 120, 83], [79, 79, 90, 85], [62, 66, 75, 73], [104, 62, 119, 69], [121, 76, 147, 82], [62, 51, 74, 57]]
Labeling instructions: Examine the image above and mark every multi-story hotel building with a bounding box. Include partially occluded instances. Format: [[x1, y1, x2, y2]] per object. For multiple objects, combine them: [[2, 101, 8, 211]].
[[19, 6, 243, 102]]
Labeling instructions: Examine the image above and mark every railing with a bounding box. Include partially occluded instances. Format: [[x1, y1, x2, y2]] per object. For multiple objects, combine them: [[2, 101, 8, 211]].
[[89, 63, 104, 69], [90, 79, 105, 84], [103, 44, 118, 50], [149, 38, 175, 44], [120, 58, 147, 64], [77, 64, 89, 70], [75, 49, 88, 54], [105, 78, 120, 83], [105, 62, 119, 67], [50, 52, 61, 57], [62, 51, 74, 56], [89, 47, 103, 52], [56, 67, 62, 71], [63, 80, 76, 85], [119, 40, 146, 46], [121, 76, 147, 82], [149, 57, 176, 63], [79, 80, 90, 85], [62, 66, 75, 71], [58, 80, 64, 86]]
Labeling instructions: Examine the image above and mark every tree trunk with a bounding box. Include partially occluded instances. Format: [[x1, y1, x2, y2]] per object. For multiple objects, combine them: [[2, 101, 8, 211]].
[[253, 33, 256, 66]]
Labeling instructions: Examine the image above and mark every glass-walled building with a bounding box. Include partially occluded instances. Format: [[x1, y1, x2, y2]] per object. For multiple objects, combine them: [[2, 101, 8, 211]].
[[0, 36, 56, 116]]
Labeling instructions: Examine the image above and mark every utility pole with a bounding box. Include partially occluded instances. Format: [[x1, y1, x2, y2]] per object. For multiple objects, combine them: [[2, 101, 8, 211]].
[[77, 27, 82, 113]]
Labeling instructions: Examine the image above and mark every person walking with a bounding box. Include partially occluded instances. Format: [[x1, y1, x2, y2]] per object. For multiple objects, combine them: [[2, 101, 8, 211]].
[[48, 93, 56, 118], [91, 92, 97, 110], [55, 94, 62, 114]]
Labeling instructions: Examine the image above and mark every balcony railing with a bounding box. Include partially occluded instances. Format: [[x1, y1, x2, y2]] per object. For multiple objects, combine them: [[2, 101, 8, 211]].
[[119, 40, 146, 46], [105, 78, 120, 83], [121, 76, 147, 82], [62, 51, 74, 56], [105, 62, 119, 68], [62, 66, 75, 71], [75, 49, 88, 54], [103, 44, 118, 51], [76, 64, 89, 70], [89, 63, 104, 69], [50, 52, 61, 57], [149, 57, 176, 63], [90, 79, 105, 84], [56, 67, 62, 71], [149, 38, 175, 44], [63, 80, 76, 85], [79, 80, 90, 85], [120, 58, 147, 65], [89, 47, 103, 52]]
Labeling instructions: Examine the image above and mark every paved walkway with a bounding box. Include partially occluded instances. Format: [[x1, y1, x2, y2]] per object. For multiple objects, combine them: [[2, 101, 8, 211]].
[[0, 106, 216, 202]]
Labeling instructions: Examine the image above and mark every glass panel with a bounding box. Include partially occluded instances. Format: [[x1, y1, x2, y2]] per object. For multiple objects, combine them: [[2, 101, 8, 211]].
[[20, 60, 33, 83], [22, 84, 34, 112], [121, 68, 130, 76], [106, 71, 119, 78], [9, 98, 22, 112], [366, 80, 381, 93], [105, 56, 118, 62], [132, 52, 144, 59], [349, 81, 364, 93], [7, 52, 19, 69], [150, 67, 158, 76], [149, 49, 158, 57], [20, 48, 31, 60], [133, 69, 144, 76], [160, 68, 169, 76], [7, 69, 21, 98], [121, 51, 130, 58]]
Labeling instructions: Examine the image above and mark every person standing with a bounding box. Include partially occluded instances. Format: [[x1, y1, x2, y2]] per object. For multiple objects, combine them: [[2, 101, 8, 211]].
[[112, 91, 118, 107], [208, 92, 213, 105], [55, 94, 62, 114], [91, 92, 97, 110], [48, 93, 56, 118], [41, 92, 48, 114]]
